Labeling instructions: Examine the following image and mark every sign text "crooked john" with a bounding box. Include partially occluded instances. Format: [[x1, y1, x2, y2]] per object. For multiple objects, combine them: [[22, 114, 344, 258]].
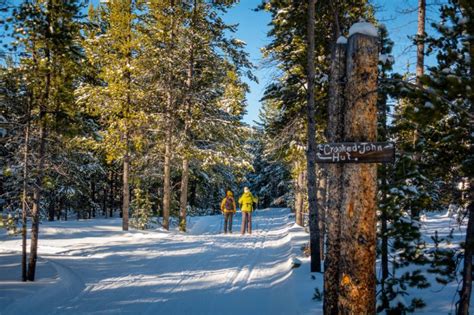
[[315, 142, 395, 163]]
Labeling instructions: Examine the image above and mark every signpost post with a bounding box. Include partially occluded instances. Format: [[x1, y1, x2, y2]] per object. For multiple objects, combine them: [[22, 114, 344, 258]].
[[320, 20, 389, 314]]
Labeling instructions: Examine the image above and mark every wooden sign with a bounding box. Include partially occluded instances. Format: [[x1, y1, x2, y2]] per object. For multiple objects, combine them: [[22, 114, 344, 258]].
[[315, 142, 395, 163]]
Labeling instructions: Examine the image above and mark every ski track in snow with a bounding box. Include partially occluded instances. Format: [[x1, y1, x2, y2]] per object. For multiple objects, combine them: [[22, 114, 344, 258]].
[[0, 208, 306, 315], [1, 209, 470, 315]]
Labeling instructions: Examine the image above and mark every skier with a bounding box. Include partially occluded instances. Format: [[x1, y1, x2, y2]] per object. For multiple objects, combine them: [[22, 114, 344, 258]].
[[220, 190, 236, 234], [238, 187, 258, 235]]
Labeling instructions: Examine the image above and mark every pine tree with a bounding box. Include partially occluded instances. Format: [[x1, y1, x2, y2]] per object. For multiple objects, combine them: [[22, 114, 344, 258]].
[[247, 128, 291, 208], [174, 0, 252, 231], [130, 187, 153, 230], [420, 1, 473, 313], [8, 0, 86, 281], [376, 24, 432, 313], [78, 0, 143, 231]]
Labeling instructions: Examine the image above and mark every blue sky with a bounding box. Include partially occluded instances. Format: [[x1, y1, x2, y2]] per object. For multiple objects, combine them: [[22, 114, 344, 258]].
[[222, 0, 443, 125], [221, 1, 271, 126]]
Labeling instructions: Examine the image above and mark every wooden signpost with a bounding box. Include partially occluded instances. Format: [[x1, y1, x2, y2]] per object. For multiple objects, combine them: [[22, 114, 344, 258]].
[[315, 142, 395, 164], [321, 20, 387, 315]]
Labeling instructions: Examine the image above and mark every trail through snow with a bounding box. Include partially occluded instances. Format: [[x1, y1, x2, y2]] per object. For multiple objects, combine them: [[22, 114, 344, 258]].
[[1, 208, 470, 314], [0, 208, 319, 315]]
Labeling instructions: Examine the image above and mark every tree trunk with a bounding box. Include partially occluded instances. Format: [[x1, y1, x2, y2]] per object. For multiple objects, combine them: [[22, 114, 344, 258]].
[[91, 180, 96, 218], [27, 25, 52, 279], [380, 171, 390, 310], [416, 0, 425, 84], [324, 38, 346, 315], [410, 0, 426, 175], [57, 198, 62, 221], [295, 169, 304, 226], [179, 1, 196, 232], [122, 0, 132, 231], [457, 1, 473, 312], [179, 157, 189, 231], [189, 179, 197, 209], [48, 200, 55, 221], [457, 182, 473, 315], [21, 99, 31, 282], [162, 0, 176, 231], [162, 99, 172, 231], [103, 187, 107, 217], [28, 90, 48, 282], [317, 167, 326, 260], [109, 169, 114, 218], [306, 0, 321, 273], [27, 120, 45, 282], [338, 30, 379, 314], [122, 150, 130, 231], [380, 74, 391, 312]]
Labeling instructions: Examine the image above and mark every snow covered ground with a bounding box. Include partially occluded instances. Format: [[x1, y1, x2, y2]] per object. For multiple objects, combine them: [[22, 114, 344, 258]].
[[0, 209, 321, 315], [0, 208, 470, 314]]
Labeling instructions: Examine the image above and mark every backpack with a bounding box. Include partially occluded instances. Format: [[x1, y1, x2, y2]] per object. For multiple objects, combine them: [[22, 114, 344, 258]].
[[224, 197, 234, 210]]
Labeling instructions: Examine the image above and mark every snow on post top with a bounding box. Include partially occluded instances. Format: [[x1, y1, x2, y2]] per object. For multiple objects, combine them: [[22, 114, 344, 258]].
[[348, 20, 378, 38], [336, 36, 347, 44]]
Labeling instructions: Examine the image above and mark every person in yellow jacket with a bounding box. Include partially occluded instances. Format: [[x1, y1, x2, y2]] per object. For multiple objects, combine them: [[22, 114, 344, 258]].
[[238, 187, 258, 235], [220, 190, 236, 234]]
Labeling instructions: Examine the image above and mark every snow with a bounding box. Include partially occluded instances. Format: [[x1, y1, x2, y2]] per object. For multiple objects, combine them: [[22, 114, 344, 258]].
[[0, 208, 470, 314], [424, 101, 435, 109], [0, 209, 321, 314], [231, 39, 246, 46], [290, 256, 302, 268], [441, 67, 452, 74], [458, 17, 469, 25], [336, 36, 347, 44], [348, 20, 378, 38], [379, 54, 394, 65]]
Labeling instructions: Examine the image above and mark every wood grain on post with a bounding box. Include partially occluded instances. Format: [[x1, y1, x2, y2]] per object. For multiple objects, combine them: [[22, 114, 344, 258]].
[[324, 39, 346, 315], [338, 28, 379, 314]]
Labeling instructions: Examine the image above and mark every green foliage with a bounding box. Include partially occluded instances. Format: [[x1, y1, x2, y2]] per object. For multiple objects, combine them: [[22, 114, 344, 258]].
[[312, 287, 322, 301], [0, 212, 19, 235], [376, 1, 472, 312], [377, 23, 431, 313], [130, 188, 154, 230], [384, 298, 426, 314], [247, 128, 291, 208], [426, 230, 458, 284]]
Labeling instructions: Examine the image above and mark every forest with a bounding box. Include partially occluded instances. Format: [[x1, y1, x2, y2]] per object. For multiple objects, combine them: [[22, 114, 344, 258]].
[[0, 0, 472, 314]]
